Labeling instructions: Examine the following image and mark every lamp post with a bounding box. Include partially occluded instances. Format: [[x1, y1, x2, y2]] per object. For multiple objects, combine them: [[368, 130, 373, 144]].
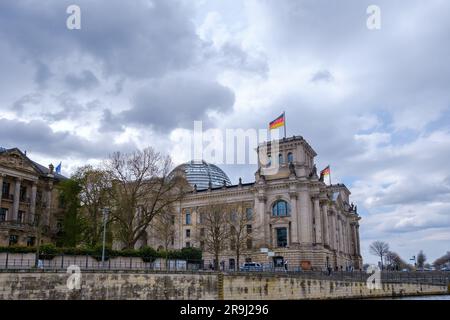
[[101, 207, 109, 268], [410, 256, 416, 271]]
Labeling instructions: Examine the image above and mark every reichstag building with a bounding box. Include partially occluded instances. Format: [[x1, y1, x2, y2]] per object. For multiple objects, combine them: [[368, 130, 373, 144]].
[[147, 136, 363, 271]]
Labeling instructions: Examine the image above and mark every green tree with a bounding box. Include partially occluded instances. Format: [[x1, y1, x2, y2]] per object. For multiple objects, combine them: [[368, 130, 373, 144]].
[[72, 165, 110, 247], [58, 179, 84, 247]]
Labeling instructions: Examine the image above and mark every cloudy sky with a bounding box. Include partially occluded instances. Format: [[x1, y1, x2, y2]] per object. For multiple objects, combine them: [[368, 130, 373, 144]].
[[1, 0, 449, 264]]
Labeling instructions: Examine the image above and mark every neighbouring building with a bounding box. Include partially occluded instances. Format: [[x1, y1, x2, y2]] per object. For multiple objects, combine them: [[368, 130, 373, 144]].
[[146, 136, 363, 271], [0, 147, 66, 247]]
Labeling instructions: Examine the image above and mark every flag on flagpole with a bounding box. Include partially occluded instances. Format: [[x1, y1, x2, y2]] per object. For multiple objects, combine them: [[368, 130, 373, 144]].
[[269, 112, 285, 130], [320, 165, 330, 177], [320, 165, 331, 185], [55, 162, 62, 174]]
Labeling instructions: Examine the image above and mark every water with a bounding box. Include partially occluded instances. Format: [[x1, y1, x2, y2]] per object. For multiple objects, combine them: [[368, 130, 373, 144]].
[[381, 295, 450, 300]]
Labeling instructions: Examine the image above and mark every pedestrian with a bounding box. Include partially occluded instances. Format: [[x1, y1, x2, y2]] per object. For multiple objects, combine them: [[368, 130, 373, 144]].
[[284, 260, 288, 272]]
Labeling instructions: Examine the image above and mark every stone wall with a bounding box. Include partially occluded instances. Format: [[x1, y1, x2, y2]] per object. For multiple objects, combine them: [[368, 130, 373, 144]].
[[0, 272, 447, 300], [223, 274, 448, 300]]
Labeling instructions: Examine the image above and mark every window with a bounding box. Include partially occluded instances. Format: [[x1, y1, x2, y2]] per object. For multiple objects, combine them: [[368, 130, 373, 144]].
[[186, 229, 191, 238], [170, 215, 175, 225], [200, 228, 205, 237], [230, 211, 237, 222], [276, 228, 288, 247], [19, 186, 27, 202], [278, 153, 284, 164], [246, 224, 252, 234], [185, 241, 191, 248], [26, 237, 35, 247], [230, 239, 236, 250], [0, 208, 7, 221], [2, 182, 10, 197], [246, 238, 252, 249], [287, 152, 293, 163], [272, 200, 290, 217], [9, 235, 18, 246], [17, 210, 24, 223], [200, 241, 205, 250], [171, 236, 174, 246], [185, 210, 191, 225], [199, 212, 204, 224], [245, 208, 253, 220]]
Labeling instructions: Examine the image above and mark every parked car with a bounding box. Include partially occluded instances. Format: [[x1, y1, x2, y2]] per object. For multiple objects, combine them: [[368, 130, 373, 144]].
[[240, 262, 263, 272], [441, 266, 450, 271]]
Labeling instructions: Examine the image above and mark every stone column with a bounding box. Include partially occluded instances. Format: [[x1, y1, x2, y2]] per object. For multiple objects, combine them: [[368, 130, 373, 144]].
[[329, 211, 336, 250], [29, 182, 38, 224], [289, 191, 299, 245], [322, 203, 330, 246], [356, 225, 361, 255], [0, 174, 4, 201], [299, 187, 313, 244], [313, 197, 322, 244], [255, 194, 267, 248], [44, 183, 53, 226], [12, 177, 22, 221]]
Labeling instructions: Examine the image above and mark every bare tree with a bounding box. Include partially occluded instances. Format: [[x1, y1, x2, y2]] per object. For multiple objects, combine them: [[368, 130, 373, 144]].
[[149, 206, 176, 252], [72, 165, 109, 247], [105, 147, 188, 249], [385, 251, 408, 270], [227, 203, 255, 270], [369, 240, 389, 270], [433, 251, 450, 269], [417, 250, 426, 269], [196, 201, 231, 271]]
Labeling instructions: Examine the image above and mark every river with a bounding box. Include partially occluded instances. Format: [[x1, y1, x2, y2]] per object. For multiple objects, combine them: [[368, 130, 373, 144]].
[[380, 294, 450, 300]]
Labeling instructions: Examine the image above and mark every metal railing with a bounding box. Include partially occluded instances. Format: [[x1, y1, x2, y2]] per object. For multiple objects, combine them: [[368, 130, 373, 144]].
[[0, 256, 449, 286]]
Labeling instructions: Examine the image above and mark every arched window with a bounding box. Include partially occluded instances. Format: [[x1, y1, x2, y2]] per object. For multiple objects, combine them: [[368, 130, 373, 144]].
[[272, 200, 290, 217], [287, 152, 293, 163], [278, 153, 284, 164]]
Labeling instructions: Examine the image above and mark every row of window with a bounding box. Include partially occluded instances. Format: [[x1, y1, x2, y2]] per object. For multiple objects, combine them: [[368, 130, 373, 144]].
[[184, 207, 254, 225], [0, 208, 27, 223], [185, 224, 253, 239], [266, 152, 294, 166], [7, 235, 36, 246], [1, 182, 33, 202], [184, 201, 293, 224]]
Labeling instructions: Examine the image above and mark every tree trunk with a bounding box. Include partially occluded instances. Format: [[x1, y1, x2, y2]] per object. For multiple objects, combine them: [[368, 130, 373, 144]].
[[214, 253, 219, 271]]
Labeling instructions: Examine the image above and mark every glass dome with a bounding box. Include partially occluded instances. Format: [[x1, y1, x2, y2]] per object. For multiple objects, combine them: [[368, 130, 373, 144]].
[[171, 160, 232, 190]]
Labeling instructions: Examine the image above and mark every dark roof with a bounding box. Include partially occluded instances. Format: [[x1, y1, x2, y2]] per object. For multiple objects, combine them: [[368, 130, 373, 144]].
[[0, 147, 68, 180]]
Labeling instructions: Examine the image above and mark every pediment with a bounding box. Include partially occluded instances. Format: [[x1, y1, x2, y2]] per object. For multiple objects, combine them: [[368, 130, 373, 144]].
[[0, 149, 42, 175]]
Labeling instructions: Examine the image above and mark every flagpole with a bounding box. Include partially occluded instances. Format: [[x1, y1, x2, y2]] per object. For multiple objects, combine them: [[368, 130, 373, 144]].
[[283, 111, 286, 138], [328, 165, 332, 186]]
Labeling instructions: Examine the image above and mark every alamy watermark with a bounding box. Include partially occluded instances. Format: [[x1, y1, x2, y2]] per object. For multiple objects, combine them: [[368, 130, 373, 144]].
[[66, 265, 82, 290], [180, 121, 282, 176]]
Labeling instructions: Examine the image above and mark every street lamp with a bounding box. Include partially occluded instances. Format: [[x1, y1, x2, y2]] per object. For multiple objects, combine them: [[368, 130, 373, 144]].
[[410, 256, 416, 270], [101, 207, 110, 268]]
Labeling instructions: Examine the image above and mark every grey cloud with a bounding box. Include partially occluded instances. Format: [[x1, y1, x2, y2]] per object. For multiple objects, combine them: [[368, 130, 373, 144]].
[[11, 92, 42, 115], [0, 0, 203, 80], [310, 70, 333, 83], [99, 109, 124, 133], [0, 118, 135, 159], [65, 70, 99, 91], [114, 75, 235, 132]]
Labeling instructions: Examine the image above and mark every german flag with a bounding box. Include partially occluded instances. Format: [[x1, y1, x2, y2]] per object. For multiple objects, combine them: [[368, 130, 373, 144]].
[[269, 112, 285, 130], [320, 165, 330, 177]]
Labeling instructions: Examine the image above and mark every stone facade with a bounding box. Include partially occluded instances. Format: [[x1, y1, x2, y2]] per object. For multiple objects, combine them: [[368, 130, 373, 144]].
[[147, 136, 363, 271], [0, 148, 66, 247]]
